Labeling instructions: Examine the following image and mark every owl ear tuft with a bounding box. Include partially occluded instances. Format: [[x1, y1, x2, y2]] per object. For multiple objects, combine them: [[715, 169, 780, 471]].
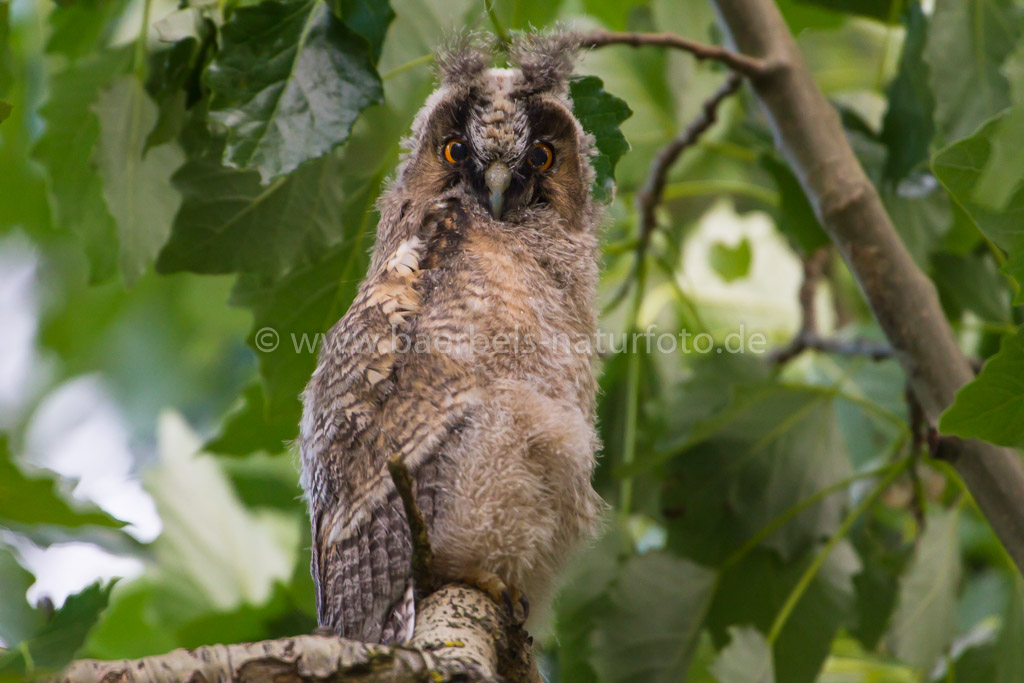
[[435, 32, 492, 87], [508, 29, 580, 95]]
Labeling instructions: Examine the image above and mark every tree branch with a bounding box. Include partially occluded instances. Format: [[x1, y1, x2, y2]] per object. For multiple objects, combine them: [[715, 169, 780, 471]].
[[637, 73, 743, 245], [579, 30, 771, 78], [57, 585, 521, 683], [769, 248, 894, 364], [711, 0, 1024, 572], [56, 462, 541, 683]]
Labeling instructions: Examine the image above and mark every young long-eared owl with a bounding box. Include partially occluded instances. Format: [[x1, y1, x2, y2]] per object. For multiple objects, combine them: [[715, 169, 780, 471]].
[[300, 31, 604, 643]]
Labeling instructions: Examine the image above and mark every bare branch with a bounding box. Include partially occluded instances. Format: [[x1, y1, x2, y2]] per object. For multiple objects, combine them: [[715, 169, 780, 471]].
[[769, 248, 894, 364], [711, 0, 1024, 571], [769, 334, 894, 365], [579, 30, 771, 78], [605, 75, 743, 314], [637, 73, 743, 244]]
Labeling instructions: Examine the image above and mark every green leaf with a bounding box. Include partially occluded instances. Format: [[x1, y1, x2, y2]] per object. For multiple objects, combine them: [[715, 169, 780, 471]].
[[709, 238, 752, 282], [880, 2, 934, 181], [796, 0, 903, 23], [553, 526, 629, 682], [933, 251, 1012, 325], [710, 626, 774, 683], [45, 0, 131, 60], [972, 40, 1024, 210], [590, 553, 717, 682], [144, 36, 206, 152], [569, 75, 632, 203], [933, 112, 1024, 300], [940, 328, 1024, 447], [207, 0, 384, 182], [206, 383, 297, 456], [664, 385, 853, 565], [218, 105, 401, 419], [924, 0, 1020, 144], [218, 452, 304, 511], [0, 581, 114, 676], [156, 138, 348, 277], [231, 237, 369, 420], [888, 508, 962, 672], [708, 544, 860, 683], [882, 174, 952, 268], [554, 528, 717, 683], [0, 99, 10, 124], [994, 575, 1024, 681], [329, 0, 395, 61], [144, 412, 297, 609], [759, 154, 829, 255], [0, 435, 125, 530], [32, 47, 133, 283], [849, 510, 913, 650], [0, 546, 43, 648], [92, 77, 185, 285]]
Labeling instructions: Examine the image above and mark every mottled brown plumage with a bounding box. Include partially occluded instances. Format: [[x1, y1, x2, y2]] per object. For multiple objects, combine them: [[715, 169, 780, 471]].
[[300, 31, 604, 643]]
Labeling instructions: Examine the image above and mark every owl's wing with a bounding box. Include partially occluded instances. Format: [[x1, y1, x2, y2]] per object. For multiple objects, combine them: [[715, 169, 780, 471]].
[[301, 201, 476, 642]]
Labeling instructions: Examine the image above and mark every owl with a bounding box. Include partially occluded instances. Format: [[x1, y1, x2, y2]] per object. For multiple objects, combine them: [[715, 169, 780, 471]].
[[299, 31, 605, 644]]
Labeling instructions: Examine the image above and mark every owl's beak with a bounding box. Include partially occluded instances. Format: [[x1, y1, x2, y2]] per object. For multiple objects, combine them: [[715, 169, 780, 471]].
[[485, 162, 511, 219]]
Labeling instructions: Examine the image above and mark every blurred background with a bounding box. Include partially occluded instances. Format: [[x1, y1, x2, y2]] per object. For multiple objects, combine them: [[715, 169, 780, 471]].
[[1, 0, 1023, 680]]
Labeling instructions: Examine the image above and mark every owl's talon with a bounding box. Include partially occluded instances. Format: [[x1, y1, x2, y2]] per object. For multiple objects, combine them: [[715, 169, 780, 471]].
[[461, 568, 528, 626]]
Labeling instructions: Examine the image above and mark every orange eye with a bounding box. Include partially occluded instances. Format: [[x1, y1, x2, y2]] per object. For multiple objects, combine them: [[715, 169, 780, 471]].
[[444, 138, 468, 164], [527, 142, 553, 171]]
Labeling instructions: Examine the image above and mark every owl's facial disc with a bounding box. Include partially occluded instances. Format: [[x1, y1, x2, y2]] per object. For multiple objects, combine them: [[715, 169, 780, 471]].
[[412, 67, 587, 224]]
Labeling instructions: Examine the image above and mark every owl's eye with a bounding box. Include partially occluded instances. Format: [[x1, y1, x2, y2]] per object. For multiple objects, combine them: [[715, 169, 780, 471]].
[[527, 142, 554, 172], [443, 138, 469, 164]]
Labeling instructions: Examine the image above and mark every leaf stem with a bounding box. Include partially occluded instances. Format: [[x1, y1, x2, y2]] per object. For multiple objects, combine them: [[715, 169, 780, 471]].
[[484, 0, 508, 44], [720, 447, 908, 573], [619, 257, 647, 518], [766, 454, 910, 644], [661, 179, 779, 207], [133, 0, 154, 81], [382, 53, 435, 81]]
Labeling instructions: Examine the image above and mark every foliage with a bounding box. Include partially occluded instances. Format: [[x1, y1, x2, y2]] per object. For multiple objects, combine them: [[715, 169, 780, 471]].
[[1, 0, 1023, 681]]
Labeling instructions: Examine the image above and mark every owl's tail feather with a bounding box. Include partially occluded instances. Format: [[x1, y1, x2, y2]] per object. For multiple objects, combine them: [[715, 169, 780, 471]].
[[380, 582, 416, 644]]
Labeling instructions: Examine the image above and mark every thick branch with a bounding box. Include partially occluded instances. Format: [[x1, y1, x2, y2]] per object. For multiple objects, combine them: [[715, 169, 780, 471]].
[[58, 585, 526, 683], [579, 30, 771, 78], [711, 0, 1024, 571]]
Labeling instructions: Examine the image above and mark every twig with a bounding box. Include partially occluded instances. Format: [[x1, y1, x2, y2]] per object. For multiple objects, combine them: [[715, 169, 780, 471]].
[[604, 74, 743, 313], [769, 335, 894, 364], [637, 73, 743, 245], [770, 248, 893, 363], [905, 385, 928, 532], [387, 456, 435, 598], [579, 30, 771, 78]]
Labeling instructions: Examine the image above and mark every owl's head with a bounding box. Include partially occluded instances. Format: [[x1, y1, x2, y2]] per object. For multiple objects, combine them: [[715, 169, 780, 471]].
[[398, 32, 595, 228]]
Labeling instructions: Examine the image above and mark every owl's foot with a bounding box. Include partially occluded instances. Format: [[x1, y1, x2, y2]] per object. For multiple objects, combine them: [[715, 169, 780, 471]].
[[461, 567, 529, 625]]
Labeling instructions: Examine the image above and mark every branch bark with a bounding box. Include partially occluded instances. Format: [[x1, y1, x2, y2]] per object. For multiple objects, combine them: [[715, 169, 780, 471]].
[[710, 0, 1024, 571], [579, 30, 771, 77], [57, 584, 539, 683]]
